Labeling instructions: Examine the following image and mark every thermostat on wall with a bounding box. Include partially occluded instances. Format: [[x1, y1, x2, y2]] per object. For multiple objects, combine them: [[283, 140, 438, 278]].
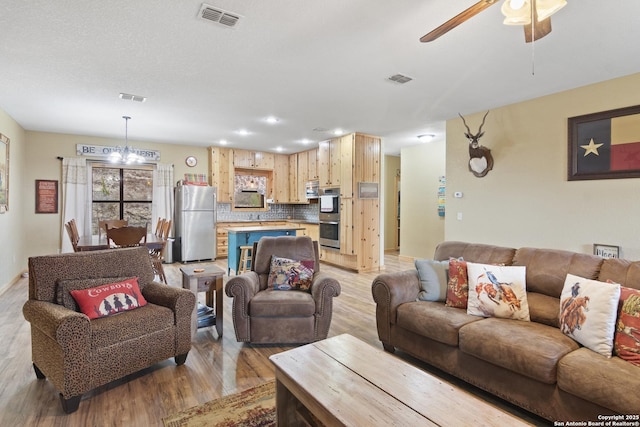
[[454, 191, 463, 198]]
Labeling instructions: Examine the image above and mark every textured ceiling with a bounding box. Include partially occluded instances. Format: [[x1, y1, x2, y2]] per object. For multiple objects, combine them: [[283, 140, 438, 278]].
[[1, 0, 639, 155]]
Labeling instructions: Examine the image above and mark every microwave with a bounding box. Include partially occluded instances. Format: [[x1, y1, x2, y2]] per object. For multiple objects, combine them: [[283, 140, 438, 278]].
[[305, 180, 319, 199]]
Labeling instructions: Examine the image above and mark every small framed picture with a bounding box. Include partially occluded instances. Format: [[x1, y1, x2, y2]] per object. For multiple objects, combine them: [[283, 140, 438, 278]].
[[593, 244, 620, 258], [358, 182, 378, 199]]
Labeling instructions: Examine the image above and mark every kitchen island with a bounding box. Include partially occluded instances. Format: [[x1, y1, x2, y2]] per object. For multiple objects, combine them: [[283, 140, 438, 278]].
[[226, 225, 306, 275]]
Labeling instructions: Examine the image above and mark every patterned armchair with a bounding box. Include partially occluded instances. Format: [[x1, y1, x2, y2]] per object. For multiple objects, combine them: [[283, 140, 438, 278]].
[[225, 236, 341, 344], [22, 247, 195, 413]]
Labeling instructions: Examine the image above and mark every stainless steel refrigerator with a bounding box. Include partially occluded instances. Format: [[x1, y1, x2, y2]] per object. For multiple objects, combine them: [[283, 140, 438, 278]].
[[174, 185, 216, 262]]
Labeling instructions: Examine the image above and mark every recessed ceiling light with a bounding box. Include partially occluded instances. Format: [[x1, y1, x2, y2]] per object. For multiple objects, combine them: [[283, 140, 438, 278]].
[[300, 138, 312, 145], [219, 139, 228, 145], [265, 116, 279, 124], [333, 129, 344, 136], [237, 129, 250, 136], [275, 146, 284, 152], [418, 134, 436, 142]]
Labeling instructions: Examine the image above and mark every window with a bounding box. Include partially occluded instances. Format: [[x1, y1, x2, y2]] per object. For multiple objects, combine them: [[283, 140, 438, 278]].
[[91, 165, 153, 234]]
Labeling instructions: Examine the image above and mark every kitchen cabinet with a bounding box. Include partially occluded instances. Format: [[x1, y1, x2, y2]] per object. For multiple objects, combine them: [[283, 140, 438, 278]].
[[292, 222, 319, 242], [288, 151, 310, 203], [318, 138, 341, 188], [272, 154, 290, 203], [216, 221, 286, 258], [233, 149, 275, 169], [208, 146, 233, 203], [307, 148, 319, 180]]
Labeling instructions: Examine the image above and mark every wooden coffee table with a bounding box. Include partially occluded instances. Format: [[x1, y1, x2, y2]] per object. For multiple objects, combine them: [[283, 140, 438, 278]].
[[269, 334, 534, 426]]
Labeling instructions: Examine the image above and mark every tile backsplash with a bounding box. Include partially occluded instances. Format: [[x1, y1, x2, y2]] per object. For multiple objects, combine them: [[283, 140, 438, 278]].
[[216, 203, 318, 222]]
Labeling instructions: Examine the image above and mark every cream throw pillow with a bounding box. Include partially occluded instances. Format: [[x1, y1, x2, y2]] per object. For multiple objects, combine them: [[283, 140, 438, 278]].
[[559, 274, 620, 357], [466, 262, 530, 321]]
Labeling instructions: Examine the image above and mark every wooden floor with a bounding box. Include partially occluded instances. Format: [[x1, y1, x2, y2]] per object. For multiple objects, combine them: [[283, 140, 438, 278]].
[[0, 253, 546, 426]]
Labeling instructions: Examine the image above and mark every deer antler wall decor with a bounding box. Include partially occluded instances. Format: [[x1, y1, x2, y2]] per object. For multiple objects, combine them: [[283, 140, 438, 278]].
[[459, 110, 493, 178]]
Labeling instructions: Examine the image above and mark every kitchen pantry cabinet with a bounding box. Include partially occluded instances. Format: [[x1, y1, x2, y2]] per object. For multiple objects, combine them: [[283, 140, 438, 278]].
[[233, 149, 275, 169]]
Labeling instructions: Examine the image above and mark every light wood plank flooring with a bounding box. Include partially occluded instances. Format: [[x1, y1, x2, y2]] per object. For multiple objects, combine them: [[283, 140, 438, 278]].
[[0, 254, 545, 426]]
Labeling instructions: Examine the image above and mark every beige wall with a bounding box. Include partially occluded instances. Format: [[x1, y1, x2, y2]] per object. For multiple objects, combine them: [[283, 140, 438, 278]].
[[399, 139, 446, 259], [383, 155, 400, 251], [20, 131, 209, 266], [0, 109, 26, 289], [445, 72, 640, 259]]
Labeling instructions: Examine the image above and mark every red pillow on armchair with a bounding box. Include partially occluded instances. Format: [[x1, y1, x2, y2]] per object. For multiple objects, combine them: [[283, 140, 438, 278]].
[[70, 277, 147, 319]]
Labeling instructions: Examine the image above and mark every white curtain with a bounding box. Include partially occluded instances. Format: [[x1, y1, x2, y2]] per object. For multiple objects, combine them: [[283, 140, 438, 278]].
[[61, 158, 90, 253], [152, 163, 174, 236]]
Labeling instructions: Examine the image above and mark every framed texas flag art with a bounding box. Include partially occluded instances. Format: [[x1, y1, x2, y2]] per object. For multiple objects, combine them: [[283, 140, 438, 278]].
[[568, 105, 640, 181]]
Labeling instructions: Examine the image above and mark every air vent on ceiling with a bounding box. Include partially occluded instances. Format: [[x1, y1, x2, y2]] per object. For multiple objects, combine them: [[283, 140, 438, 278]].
[[198, 4, 241, 28], [119, 93, 146, 103], [388, 74, 413, 84]]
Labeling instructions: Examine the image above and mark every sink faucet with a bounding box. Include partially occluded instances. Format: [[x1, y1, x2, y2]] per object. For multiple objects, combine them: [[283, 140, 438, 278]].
[[257, 214, 261, 220]]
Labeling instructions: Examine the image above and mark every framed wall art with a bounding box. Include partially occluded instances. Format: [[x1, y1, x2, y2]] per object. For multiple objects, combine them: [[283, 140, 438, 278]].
[[593, 244, 620, 259], [35, 180, 59, 214], [0, 133, 9, 212], [568, 105, 640, 181]]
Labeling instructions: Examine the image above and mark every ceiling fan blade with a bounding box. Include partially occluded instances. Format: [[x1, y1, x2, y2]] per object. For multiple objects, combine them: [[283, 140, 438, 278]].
[[420, 0, 500, 43], [523, 15, 552, 42]]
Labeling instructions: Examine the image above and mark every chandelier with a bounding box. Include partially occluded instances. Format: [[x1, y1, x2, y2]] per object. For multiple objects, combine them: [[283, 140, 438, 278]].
[[109, 116, 145, 164]]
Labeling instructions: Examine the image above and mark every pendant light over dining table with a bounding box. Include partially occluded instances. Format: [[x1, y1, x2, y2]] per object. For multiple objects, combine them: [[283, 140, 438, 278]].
[[109, 116, 145, 164]]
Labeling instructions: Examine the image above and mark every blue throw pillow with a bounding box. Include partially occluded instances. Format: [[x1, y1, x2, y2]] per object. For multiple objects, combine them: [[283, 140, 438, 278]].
[[415, 259, 449, 302]]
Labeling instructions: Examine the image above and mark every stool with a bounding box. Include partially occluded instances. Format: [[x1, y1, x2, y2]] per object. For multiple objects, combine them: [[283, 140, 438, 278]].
[[238, 245, 252, 274]]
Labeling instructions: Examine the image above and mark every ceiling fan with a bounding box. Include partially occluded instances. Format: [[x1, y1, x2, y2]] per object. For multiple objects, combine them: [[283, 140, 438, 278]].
[[420, 0, 567, 43]]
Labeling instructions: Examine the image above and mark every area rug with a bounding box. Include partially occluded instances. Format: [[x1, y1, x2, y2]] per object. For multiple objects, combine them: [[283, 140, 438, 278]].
[[163, 380, 275, 427]]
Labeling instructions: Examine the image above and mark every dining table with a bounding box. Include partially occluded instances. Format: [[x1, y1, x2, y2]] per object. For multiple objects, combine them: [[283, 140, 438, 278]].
[[76, 233, 165, 251]]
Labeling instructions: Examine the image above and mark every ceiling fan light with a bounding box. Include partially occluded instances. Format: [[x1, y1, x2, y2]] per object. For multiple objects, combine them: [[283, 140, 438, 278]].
[[501, 0, 532, 25], [536, 0, 567, 21]]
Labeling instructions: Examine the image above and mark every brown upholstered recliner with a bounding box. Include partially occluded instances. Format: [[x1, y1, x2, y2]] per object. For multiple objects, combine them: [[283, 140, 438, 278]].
[[225, 236, 341, 344], [22, 247, 195, 413]]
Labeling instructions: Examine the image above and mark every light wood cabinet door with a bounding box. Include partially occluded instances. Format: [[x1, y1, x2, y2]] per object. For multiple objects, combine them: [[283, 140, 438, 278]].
[[233, 149, 274, 169], [273, 154, 290, 203], [307, 147, 319, 180], [339, 134, 353, 197], [318, 138, 341, 187], [296, 150, 309, 202], [208, 146, 233, 203]]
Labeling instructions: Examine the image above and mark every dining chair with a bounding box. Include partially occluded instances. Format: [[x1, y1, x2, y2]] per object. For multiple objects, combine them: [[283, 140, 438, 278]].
[[99, 219, 129, 239], [106, 225, 147, 248], [65, 221, 79, 252], [150, 219, 171, 284], [155, 218, 165, 237]]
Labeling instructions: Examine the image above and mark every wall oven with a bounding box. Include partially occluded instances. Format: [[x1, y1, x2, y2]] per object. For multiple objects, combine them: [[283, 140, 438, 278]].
[[319, 188, 340, 249]]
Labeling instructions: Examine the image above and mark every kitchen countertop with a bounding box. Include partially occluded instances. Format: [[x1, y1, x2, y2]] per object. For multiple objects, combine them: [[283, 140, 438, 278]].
[[218, 219, 319, 225]]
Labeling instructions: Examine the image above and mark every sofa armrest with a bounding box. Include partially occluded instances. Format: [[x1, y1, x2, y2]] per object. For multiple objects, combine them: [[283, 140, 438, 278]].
[[310, 272, 341, 315], [142, 282, 195, 355], [23, 300, 90, 344], [371, 270, 420, 345], [225, 272, 260, 342]]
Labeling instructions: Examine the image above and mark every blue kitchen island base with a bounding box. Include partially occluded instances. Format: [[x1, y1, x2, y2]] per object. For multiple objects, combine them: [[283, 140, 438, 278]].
[[226, 226, 305, 275]]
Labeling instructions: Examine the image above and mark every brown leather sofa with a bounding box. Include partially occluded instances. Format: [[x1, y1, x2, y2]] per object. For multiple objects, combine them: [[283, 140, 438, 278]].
[[372, 241, 640, 421], [225, 236, 341, 344], [22, 247, 195, 413]]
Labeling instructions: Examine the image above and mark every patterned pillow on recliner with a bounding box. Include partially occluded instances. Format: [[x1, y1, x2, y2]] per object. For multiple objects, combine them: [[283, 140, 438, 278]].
[[267, 256, 314, 291]]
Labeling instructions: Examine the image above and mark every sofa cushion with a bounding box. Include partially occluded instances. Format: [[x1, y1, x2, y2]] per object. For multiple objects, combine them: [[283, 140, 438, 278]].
[[598, 258, 640, 291], [614, 286, 640, 366], [558, 347, 640, 414], [90, 302, 173, 349], [267, 256, 314, 291], [512, 248, 603, 298], [433, 241, 516, 265], [249, 288, 315, 317], [415, 259, 449, 302], [396, 301, 482, 346], [445, 258, 469, 308], [527, 292, 560, 328], [466, 262, 530, 321], [559, 274, 620, 357], [57, 276, 137, 312], [459, 317, 580, 384], [70, 278, 147, 319]]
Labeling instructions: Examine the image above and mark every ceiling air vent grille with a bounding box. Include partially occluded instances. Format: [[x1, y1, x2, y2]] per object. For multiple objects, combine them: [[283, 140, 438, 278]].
[[119, 93, 146, 103], [198, 4, 241, 28], [388, 74, 413, 84]]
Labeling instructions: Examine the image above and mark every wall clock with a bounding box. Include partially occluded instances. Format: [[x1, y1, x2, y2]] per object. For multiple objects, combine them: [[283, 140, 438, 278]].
[[185, 156, 197, 167]]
